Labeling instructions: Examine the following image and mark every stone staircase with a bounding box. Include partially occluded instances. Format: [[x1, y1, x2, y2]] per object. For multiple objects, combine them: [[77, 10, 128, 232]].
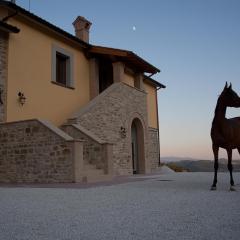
[[63, 82, 150, 180], [61, 123, 113, 183]]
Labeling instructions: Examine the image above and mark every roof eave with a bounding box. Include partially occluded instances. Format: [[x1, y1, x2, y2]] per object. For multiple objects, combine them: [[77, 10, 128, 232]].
[[128, 51, 160, 74], [0, 1, 161, 74], [90, 45, 160, 74], [0, 0, 89, 48], [144, 75, 166, 89], [0, 21, 20, 33]]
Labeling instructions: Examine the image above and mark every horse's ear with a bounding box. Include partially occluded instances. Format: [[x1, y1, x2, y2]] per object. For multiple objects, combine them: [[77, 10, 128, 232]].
[[229, 83, 232, 89], [224, 82, 228, 89]]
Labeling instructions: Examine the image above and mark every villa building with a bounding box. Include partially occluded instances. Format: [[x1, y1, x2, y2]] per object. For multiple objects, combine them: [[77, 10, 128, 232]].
[[0, 0, 165, 183]]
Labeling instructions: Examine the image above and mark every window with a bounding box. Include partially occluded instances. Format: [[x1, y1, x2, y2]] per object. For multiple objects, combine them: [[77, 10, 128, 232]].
[[52, 45, 74, 88], [56, 52, 68, 85]]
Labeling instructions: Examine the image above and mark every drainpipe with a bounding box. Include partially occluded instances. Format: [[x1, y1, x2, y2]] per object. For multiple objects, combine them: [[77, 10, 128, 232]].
[[147, 71, 165, 167]]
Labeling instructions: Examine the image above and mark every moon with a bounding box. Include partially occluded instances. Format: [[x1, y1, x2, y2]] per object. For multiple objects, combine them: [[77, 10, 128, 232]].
[[132, 26, 136, 31]]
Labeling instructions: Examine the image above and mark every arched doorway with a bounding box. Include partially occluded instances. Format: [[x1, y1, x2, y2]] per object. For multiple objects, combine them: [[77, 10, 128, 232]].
[[131, 118, 145, 174]]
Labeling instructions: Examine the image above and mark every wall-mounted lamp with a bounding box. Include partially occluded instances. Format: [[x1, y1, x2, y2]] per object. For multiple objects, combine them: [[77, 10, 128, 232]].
[[18, 92, 26, 105], [120, 126, 126, 138]]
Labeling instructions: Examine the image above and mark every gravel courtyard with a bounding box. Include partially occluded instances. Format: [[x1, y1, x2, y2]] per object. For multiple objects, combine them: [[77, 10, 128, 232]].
[[0, 172, 239, 240]]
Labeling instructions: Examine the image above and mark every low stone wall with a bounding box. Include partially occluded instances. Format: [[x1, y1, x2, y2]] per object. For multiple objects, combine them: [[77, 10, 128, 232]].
[[0, 32, 8, 123], [0, 119, 79, 183], [148, 127, 160, 171], [62, 124, 105, 169]]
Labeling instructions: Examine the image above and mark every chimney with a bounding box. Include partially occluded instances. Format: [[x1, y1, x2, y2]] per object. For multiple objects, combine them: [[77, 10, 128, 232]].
[[72, 16, 92, 43]]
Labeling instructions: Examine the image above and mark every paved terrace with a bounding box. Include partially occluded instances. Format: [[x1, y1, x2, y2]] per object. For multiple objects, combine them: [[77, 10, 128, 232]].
[[0, 172, 240, 240]]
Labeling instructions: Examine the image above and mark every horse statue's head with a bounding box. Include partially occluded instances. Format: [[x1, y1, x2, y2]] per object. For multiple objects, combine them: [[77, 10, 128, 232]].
[[219, 82, 240, 108]]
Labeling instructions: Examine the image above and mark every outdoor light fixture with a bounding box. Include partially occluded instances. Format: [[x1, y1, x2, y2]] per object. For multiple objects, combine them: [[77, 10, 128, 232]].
[[120, 126, 126, 138], [18, 92, 26, 105]]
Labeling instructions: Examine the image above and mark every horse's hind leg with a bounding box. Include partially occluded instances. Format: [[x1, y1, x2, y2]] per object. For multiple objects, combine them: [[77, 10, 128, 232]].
[[227, 149, 235, 191], [211, 144, 219, 190]]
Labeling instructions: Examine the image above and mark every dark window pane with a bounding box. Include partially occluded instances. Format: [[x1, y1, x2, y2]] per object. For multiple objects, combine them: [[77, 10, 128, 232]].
[[99, 57, 113, 93], [56, 52, 68, 85]]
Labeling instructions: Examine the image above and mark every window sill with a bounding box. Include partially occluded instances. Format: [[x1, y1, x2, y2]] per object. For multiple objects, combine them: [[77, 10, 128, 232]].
[[51, 81, 75, 90]]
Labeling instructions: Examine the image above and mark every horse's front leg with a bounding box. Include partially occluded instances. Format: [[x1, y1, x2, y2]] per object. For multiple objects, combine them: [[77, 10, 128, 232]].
[[211, 144, 219, 190], [227, 148, 235, 191]]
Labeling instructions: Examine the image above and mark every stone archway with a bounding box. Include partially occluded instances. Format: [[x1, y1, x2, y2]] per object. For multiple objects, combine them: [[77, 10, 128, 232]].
[[131, 118, 145, 174]]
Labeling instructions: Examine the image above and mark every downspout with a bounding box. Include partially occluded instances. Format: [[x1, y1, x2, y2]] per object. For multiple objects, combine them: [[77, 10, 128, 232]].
[[155, 83, 166, 167], [147, 71, 164, 167], [155, 86, 161, 167]]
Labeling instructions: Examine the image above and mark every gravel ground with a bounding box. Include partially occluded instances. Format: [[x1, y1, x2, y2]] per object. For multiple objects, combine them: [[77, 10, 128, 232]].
[[0, 172, 240, 240]]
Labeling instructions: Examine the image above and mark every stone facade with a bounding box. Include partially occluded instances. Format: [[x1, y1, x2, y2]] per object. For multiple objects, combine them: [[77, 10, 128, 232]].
[[0, 32, 8, 123], [0, 119, 79, 183], [69, 82, 152, 175], [148, 127, 160, 170]]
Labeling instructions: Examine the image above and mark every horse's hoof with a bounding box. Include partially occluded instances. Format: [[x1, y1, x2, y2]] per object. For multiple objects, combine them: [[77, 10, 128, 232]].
[[211, 186, 217, 191], [230, 186, 236, 191]]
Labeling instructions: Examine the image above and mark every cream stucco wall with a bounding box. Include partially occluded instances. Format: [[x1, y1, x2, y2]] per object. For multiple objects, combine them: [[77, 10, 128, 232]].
[[5, 15, 158, 129], [144, 83, 158, 129], [7, 18, 90, 126], [123, 72, 135, 87]]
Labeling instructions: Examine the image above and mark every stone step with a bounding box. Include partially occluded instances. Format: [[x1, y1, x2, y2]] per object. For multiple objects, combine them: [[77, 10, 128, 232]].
[[84, 174, 113, 183], [85, 168, 105, 176], [84, 163, 99, 170], [82, 163, 112, 183]]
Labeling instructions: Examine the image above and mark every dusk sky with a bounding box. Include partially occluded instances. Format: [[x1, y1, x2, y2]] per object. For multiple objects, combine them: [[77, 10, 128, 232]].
[[15, 0, 240, 160]]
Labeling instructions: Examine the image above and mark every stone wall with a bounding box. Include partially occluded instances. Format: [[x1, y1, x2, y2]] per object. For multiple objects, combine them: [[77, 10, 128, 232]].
[[69, 82, 151, 175], [0, 32, 8, 123], [148, 127, 160, 170], [0, 119, 78, 183], [62, 124, 105, 169]]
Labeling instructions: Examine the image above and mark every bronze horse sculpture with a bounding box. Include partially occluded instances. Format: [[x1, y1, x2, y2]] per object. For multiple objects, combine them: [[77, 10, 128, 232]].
[[211, 82, 240, 191]]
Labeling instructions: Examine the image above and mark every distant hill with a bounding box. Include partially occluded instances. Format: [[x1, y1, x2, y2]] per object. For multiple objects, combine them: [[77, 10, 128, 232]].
[[161, 157, 195, 163], [162, 158, 240, 172]]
